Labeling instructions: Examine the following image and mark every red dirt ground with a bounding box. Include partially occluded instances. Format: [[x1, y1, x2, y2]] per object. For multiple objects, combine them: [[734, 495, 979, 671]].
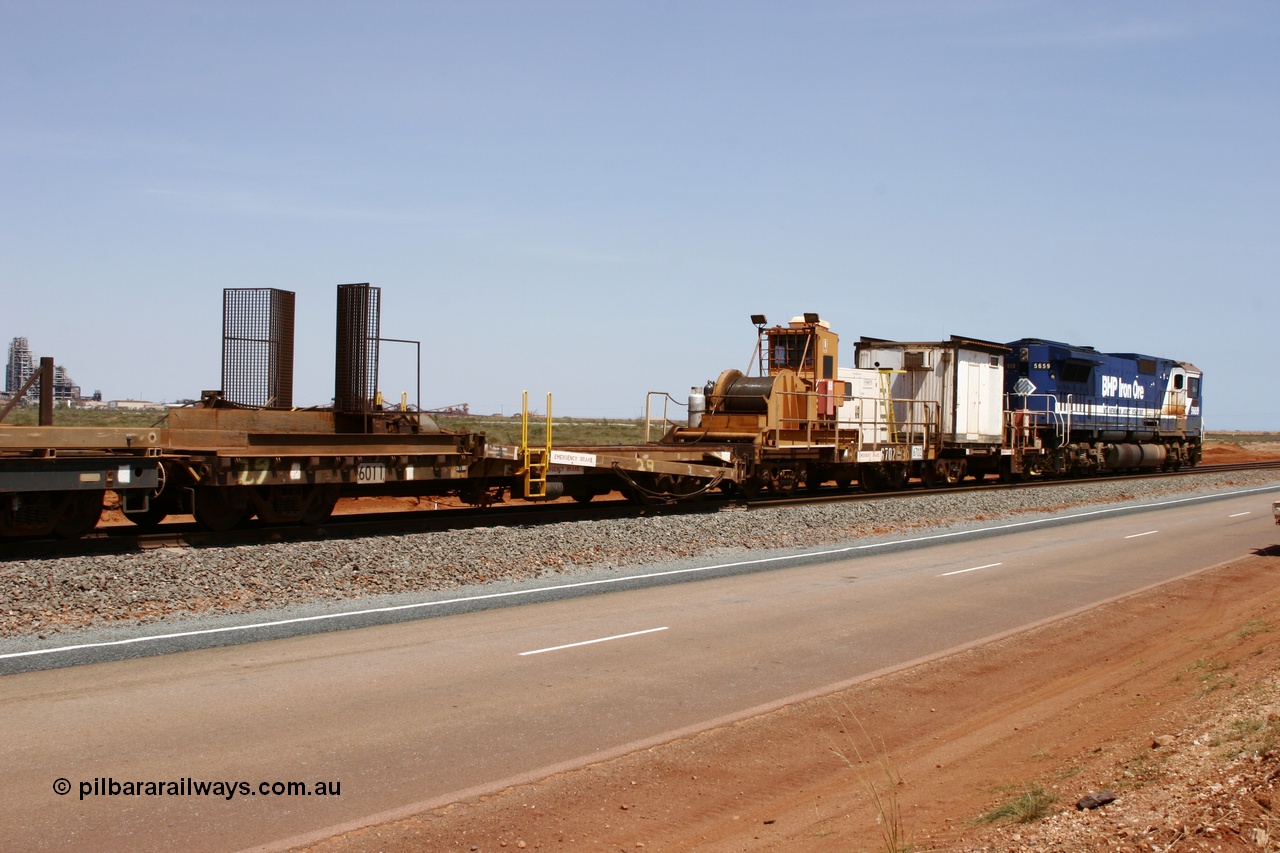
[[1200, 438, 1280, 465], [294, 546, 1280, 853]]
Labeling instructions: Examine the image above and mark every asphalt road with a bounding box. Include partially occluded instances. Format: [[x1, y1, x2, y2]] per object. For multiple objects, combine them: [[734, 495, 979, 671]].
[[3, 488, 1277, 852]]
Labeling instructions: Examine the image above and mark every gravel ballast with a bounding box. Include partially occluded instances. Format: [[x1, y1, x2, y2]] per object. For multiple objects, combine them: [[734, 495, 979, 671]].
[[3, 472, 1278, 651]]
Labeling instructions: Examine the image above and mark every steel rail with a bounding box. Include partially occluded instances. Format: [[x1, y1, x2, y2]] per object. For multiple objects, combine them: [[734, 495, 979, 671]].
[[2, 461, 1277, 563], [744, 460, 1280, 510]]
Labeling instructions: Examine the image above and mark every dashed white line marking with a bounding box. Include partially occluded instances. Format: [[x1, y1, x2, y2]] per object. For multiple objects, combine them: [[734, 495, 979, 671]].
[[1228, 512, 1251, 518], [940, 562, 1003, 577], [1124, 530, 1159, 539], [519, 627, 669, 656]]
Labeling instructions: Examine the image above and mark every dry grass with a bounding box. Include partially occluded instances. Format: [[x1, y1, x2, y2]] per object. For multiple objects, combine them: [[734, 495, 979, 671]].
[[972, 784, 1057, 825], [824, 701, 914, 853]]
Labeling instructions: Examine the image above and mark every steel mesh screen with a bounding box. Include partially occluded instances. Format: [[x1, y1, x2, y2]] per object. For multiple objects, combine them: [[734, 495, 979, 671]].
[[221, 288, 295, 408], [334, 283, 381, 413]]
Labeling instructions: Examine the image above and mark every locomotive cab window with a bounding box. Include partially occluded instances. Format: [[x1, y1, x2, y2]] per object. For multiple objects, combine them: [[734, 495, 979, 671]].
[[1188, 376, 1200, 397], [1174, 374, 1184, 390], [769, 334, 811, 371]]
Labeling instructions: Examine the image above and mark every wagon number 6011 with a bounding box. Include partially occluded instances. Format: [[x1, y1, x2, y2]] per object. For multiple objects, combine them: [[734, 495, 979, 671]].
[[356, 463, 387, 484]]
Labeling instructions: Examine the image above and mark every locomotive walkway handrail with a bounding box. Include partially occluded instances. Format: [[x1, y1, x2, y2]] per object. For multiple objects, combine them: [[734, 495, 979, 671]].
[[1008, 393, 1069, 444]]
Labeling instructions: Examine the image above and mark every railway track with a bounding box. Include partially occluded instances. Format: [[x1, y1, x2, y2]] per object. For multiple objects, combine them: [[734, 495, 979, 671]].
[[748, 460, 1280, 509], [3, 461, 1276, 563]]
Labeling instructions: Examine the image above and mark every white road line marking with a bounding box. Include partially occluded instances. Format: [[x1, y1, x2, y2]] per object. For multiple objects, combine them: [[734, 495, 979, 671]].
[[940, 562, 1003, 577], [520, 627, 669, 656], [1124, 530, 1159, 539], [5, 483, 1278, 663], [1228, 512, 1251, 518]]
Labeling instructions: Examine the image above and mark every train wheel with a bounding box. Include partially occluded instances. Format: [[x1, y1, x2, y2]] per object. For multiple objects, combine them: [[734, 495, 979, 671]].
[[646, 473, 708, 501], [123, 459, 171, 529], [1042, 452, 1066, 480], [1, 492, 55, 537], [884, 463, 909, 491], [920, 464, 938, 488], [253, 484, 339, 525], [254, 485, 305, 524], [192, 486, 250, 531], [123, 504, 170, 530], [921, 460, 964, 488], [302, 485, 340, 525], [53, 491, 105, 540]]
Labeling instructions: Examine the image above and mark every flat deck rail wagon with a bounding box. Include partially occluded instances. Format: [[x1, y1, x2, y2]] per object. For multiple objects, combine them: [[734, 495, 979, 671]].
[[136, 398, 521, 530], [0, 425, 163, 538]]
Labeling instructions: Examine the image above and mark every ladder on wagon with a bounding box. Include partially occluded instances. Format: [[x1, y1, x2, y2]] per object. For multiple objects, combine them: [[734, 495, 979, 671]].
[[519, 390, 552, 499]]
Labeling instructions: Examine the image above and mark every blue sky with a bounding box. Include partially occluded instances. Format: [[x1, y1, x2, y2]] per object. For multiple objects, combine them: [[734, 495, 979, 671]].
[[2, 1, 1276, 427]]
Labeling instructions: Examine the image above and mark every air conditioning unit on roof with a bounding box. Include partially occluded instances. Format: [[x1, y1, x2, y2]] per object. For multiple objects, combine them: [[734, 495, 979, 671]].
[[903, 351, 932, 370]]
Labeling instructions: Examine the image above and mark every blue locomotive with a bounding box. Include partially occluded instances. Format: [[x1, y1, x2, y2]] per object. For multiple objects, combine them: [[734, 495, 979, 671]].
[[1004, 338, 1202, 477]]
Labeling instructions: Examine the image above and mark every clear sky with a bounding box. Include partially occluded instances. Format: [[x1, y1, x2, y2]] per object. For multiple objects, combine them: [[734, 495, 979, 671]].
[[2, 1, 1276, 427]]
